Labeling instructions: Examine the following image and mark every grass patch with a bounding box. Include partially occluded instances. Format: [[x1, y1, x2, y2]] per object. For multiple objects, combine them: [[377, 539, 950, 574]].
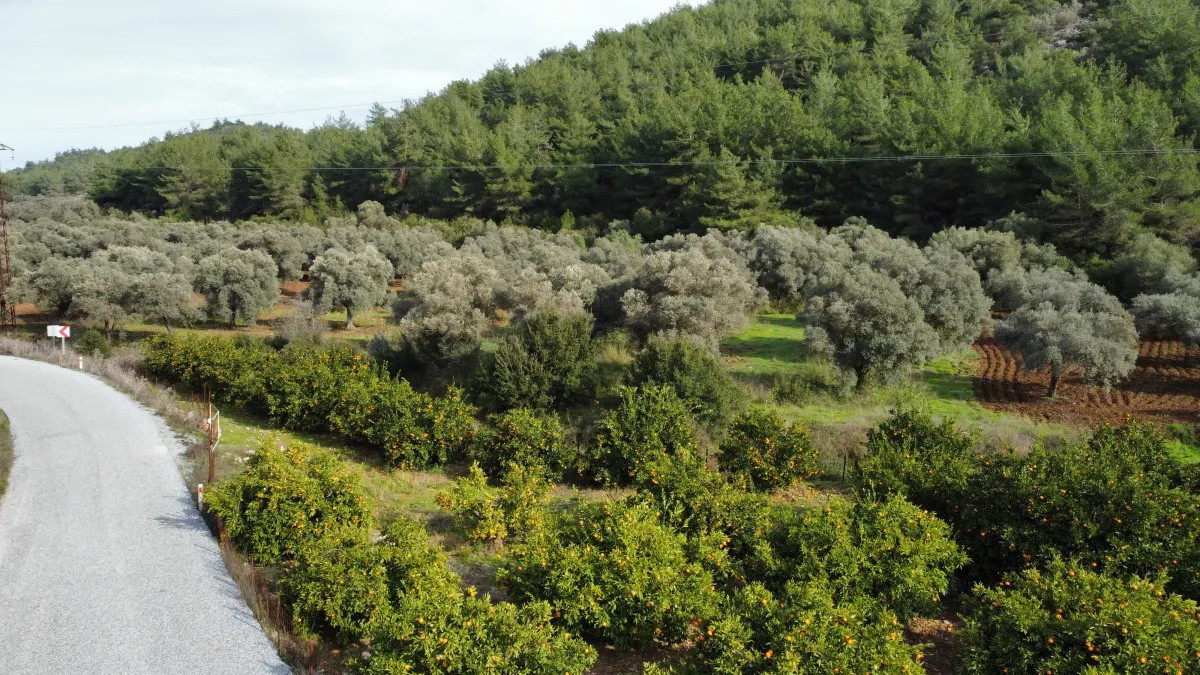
[[1167, 424, 1200, 464], [0, 409, 11, 501], [721, 313, 808, 378], [720, 314, 1071, 453]]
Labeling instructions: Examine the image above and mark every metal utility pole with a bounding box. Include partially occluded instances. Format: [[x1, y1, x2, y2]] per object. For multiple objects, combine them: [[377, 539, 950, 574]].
[[0, 143, 16, 333]]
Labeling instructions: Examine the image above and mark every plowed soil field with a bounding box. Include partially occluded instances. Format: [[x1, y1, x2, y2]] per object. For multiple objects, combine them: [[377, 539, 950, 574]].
[[974, 338, 1200, 425]]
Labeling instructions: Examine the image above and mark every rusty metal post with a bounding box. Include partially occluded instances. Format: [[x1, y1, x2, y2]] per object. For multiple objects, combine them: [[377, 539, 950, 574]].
[[0, 146, 17, 334]]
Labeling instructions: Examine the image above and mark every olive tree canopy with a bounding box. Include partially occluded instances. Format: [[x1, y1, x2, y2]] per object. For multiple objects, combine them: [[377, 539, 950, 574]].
[[995, 277, 1138, 398], [307, 246, 393, 329], [195, 248, 279, 328], [802, 264, 938, 391]]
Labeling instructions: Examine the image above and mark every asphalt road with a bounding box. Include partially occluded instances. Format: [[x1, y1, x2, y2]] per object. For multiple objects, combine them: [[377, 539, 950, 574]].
[[0, 356, 289, 675]]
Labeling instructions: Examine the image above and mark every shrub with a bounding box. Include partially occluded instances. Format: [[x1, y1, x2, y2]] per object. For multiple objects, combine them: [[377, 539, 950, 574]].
[[330, 373, 476, 470], [854, 409, 976, 509], [583, 385, 698, 487], [629, 451, 776, 584], [206, 441, 370, 565], [769, 496, 966, 621], [476, 312, 598, 411], [498, 500, 721, 649], [263, 345, 367, 431], [285, 518, 596, 675], [436, 463, 550, 544], [650, 581, 924, 675], [75, 328, 112, 358], [142, 333, 275, 410], [143, 333, 475, 469], [859, 414, 1200, 591], [770, 373, 811, 405], [628, 337, 742, 430], [474, 408, 573, 480], [950, 423, 1200, 588], [281, 526, 391, 642], [960, 560, 1200, 675], [721, 407, 819, 491]]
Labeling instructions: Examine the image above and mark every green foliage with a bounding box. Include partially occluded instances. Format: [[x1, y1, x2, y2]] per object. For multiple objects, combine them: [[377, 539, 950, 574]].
[[282, 517, 597, 675], [653, 581, 924, 675], [857, 412, 1200, 593], [75, 328, 112, 358], [995, 273, 1139, 397], [629, 337, 742, 431], [195, 247, 279, 327], [263, 345, 367, 431], [306, 245, 394, 328], [142, 334, 475, 469], [769, 497, 967, 622], [476, 312, 598, 411], [961, 560, 1200, 675], [854, 409, 976, 508], [436, 463, 550, 544], [206, 441, 370, 565], [142, 333, 276, 409], [498, 500, 721, 649], [721, 407, 819, 491], [583, 385, 698, 487], [627, 451, 775, 584], [473, 408, 573, 480]]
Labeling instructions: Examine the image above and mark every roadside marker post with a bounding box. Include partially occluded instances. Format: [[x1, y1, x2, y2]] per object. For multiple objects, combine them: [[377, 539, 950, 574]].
[[197, 483, 204, 506]]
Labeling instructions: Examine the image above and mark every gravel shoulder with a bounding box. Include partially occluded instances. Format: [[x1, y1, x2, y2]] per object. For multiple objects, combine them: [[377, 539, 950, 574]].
[[0, 356, 289, 675]]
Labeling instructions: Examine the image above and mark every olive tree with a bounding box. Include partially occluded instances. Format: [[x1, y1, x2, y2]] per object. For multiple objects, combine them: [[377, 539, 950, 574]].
[[985, 265, 1088, 312], [307, 246, 393, 329], [379, 225, 455, 278], [399, 253, 500, 362], [995, 279, 1138, 398], [238, 227, 311, 281], [16, 256, 82, 316], [911, 246, 992, 352], [1109, 232, 1197, 301], [195, 248, 279, 327], [802, 264, 938, 391], [928, 227, 1023, 280], [748, 225, 852, 301], [621, 247, 765, 349], [127, 272, 202, 333], [581, 228, 643, 279], [67, 263, 136, 340], [1131, 273, 1200, 345]]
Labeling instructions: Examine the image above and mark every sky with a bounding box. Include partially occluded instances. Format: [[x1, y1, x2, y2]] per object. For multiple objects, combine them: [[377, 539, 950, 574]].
[[0, 0, 698, 168]]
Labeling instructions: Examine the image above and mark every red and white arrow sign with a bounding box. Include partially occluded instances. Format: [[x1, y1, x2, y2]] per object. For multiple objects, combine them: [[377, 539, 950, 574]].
[[56, 326, 70, 339]]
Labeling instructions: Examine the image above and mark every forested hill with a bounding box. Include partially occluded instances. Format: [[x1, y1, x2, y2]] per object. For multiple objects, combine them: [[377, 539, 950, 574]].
[[8, 0, 1200, 259]]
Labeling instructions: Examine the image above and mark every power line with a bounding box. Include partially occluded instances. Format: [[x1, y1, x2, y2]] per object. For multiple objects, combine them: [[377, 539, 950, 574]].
[[114, 147, 1200, 173]]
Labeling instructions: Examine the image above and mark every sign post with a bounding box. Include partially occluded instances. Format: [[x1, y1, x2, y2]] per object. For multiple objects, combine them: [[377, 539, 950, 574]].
[[46, 325, 70, 352]]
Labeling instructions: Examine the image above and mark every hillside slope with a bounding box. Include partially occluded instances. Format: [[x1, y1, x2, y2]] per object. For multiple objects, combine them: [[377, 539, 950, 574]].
[[7, 0, 1200, 257]]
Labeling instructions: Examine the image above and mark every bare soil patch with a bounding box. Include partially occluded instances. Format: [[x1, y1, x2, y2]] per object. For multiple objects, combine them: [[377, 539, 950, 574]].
[[974, 338, 1200, 426]]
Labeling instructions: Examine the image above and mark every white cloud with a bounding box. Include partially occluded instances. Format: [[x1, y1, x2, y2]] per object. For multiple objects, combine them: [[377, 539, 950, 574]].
[[0, 0, 698, 166]]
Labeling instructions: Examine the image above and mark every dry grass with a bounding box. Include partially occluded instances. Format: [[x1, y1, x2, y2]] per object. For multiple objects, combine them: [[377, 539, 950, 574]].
[[0, 408, 12, 502]]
